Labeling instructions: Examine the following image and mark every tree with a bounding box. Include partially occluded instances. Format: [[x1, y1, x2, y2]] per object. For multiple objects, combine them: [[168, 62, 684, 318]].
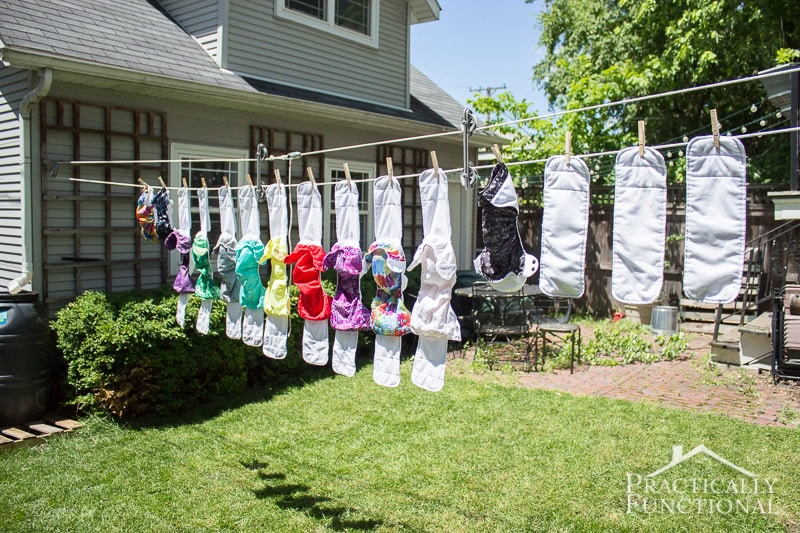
[[472, 0, 800, 185]]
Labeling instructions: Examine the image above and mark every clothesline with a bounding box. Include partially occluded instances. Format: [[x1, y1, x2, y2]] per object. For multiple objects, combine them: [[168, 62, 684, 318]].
[[474, 65, 800, 133], [62, 65, 800, 168], [62, 67, 800, 165], [62, 125, 800, 191]]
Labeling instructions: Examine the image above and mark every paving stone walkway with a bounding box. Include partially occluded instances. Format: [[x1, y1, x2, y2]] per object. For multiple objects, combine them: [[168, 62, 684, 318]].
[[454, 328, 800, 428]]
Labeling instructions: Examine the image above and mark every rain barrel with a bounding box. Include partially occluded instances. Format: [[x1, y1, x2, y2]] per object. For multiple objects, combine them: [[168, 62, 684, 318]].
[[0, 291, 52, 426]]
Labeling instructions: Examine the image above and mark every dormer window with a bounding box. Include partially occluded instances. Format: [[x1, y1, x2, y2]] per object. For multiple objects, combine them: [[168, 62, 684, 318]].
[[278, 0, 379, 48]]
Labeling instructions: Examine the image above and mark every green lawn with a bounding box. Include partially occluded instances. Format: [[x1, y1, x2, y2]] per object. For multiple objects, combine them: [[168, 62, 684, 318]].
[[1, 362, 797, 532]]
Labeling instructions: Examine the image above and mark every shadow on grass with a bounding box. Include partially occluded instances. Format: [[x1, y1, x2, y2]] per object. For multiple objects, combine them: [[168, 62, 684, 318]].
[[241, 459, 384, 531], [123, 335, 422, 431], [124, 363, 342, 430]]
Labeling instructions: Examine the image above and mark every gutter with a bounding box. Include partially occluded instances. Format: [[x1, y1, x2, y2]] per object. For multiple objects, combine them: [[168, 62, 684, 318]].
[[8, 68, 52, 294]]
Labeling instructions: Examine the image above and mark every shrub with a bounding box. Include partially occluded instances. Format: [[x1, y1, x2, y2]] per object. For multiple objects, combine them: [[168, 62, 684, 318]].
[[53, 289, 261, 418]]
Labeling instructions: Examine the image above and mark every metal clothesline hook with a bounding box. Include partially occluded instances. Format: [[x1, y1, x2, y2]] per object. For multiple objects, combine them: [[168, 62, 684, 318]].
[[255, 143, 269, 203], [460, 108, 478, 191], [48, 162, 60, 179]]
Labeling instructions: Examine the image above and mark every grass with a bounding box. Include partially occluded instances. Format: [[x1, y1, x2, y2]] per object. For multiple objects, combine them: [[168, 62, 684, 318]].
[[1, 362, 798, 532]]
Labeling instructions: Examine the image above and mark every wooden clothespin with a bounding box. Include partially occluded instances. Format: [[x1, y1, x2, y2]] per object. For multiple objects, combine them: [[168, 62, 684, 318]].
[[710, 108, 720, 149], [565, 131, 572, 165], [182, 177, 188, 189], [273, 168, 282, 184], [157, 176, 167, 189], [306, 166, 316, 186], [137, 177, 148, 190], [343, 162, 352, 185], [430, 150, 440, 174], [492, 144, 504, 164], [246, 174, 254, 187], [638, 120, 646, 158], [222, 175, 229, 188], [386, 157, 394, 184], [200, 176, 207, 189]]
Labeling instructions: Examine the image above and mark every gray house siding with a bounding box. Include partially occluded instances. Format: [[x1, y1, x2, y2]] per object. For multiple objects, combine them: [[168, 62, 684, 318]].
[[0, 66, 29, 287], [226, 0, 409, 109], [39, 81, 472, 304], [158, 0, 223, 63]]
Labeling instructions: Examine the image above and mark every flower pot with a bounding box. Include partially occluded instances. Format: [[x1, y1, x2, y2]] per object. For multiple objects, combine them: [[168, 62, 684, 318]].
[[623, 303, 654, 325]]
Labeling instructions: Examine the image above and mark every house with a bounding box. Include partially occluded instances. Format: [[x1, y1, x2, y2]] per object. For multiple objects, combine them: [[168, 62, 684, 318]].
[[0, 0, 496, 311]]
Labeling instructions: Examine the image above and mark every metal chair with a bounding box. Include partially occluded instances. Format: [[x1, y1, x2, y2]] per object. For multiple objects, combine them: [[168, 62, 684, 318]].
[[533, 322, 582, 374]]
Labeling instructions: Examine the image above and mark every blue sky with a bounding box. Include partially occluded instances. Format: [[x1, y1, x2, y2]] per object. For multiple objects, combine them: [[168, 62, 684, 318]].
[[410, 0, 549, 112]]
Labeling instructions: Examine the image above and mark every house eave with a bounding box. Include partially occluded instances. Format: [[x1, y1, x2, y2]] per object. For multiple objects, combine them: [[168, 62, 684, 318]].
[[408, 0, 441, 24], [1, 46, 495, 145]]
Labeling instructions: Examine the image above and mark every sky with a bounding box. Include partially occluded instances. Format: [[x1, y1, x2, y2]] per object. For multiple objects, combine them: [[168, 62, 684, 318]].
[[410, 0, 549, 112]]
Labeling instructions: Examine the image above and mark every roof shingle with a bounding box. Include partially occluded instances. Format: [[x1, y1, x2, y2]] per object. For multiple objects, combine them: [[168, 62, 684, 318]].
[[0, 0, 468, 129]]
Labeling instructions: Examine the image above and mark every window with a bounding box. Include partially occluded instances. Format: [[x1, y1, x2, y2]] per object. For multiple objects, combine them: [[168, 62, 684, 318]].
[[286, 0, 325, 19], [323, 160, 375, 250], [277, 0, 379, 47], [335, 0, 371, 34], [169, 144, 249, 273]]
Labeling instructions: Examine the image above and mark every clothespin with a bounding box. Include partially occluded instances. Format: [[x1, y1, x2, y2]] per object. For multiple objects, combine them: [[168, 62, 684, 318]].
[[157, 176, 167, 189], [343, 162, 352, 185], [137, 177, 148, 190], [273, 168, 282, 184], [306, 166, 316, 186], [565, 131, 572, 165], [638, 120, 646, 158], [182, 177, 188, 189], [386, 157, 394, 184], [222, 175, 229, 188], [710, 108, 720, 149], [430, 151, 440, 175], [246, 174, 254, 187], [201, 176, 207, 189], [492, 144, 504, 164]]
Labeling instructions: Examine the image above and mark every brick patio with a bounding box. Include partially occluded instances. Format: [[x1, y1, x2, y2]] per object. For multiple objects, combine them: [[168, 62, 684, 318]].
[[453, 328, 800, 428]]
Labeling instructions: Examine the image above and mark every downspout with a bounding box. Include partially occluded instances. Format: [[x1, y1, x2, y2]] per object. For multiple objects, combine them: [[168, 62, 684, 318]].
[[8, 68, 52, 294]]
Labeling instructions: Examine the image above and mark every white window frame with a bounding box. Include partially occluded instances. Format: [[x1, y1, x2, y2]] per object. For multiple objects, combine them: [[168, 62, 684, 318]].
[[275, 0, 380, 48], [323, 159, 375, 250], [167, 143, 248, 274]]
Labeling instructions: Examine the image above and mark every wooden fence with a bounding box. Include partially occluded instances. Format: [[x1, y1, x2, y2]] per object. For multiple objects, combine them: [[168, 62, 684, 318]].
[[505, 183, 789, 316]]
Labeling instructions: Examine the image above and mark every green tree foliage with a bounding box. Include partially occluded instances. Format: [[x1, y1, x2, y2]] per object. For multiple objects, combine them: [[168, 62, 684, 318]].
[[472, 0, 800, 185]]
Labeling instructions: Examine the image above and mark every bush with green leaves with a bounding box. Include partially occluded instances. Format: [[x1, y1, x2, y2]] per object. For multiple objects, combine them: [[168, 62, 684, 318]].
[[53, 288, 266, 417]]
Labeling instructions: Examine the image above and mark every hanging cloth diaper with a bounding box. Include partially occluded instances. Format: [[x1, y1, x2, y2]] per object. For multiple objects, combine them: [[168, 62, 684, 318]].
[[612, 147, 667, 304], [285, 181, 331, 366], [193, 188, 218, 334], [323, 180, 371, 377], [409, 168, 461, 392], [367, 176, 410, 388], [192, 231, 220, 330], [474, 162, 538, 293], [151, 187, 175, 243], [260, 183, 290, 359], [136, 188, 159, 242], [215, 185, 241, 339], [171, 186, 194, 327], [683, 136, 747, 304], [539, 156, 591, 298], [236, 184, 266, 346]]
